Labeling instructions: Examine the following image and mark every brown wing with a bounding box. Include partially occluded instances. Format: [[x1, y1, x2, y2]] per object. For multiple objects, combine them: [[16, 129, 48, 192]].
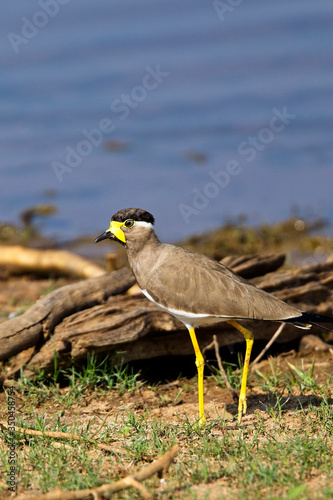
[[144, 245, 302, 321]]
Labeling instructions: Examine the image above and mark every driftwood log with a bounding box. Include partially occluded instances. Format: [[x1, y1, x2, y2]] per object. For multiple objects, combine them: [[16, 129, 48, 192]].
[[1, 253, 333, 376], [0, 245, 105, 279], [0, 268, 134, 362]]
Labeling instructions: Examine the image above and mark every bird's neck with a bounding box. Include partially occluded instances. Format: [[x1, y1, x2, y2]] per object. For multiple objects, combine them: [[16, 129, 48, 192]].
[[126, 230, 162, 287], [126, 231, 162, 275]]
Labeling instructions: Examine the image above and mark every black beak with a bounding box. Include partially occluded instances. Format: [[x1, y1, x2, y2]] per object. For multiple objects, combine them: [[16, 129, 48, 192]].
[[95, 231, 112, 243]]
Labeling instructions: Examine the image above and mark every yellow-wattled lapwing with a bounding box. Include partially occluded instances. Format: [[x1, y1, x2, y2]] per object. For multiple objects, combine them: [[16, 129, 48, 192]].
[[95, 208, 333, 424]]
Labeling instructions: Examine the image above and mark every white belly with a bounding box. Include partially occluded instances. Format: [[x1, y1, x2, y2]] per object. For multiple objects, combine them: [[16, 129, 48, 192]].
[[141, 288, 228, 329]]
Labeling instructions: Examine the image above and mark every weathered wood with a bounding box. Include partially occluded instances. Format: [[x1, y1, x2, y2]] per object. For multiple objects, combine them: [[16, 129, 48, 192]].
[[0, 268, 135, 362], [253, 254, 333, 293], [252, 254, 333, 316], [221, 253, 285, 279]]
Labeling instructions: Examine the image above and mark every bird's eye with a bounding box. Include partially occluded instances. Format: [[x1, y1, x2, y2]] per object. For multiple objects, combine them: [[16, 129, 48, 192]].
[[124, 219, 135, 228]]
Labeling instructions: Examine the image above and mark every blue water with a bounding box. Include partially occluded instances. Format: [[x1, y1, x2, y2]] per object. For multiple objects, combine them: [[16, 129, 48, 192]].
[[1, 0, 333, 245]]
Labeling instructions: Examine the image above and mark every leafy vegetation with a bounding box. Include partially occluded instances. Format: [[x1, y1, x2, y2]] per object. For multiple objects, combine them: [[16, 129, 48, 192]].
[[181, 212, 333, 263]]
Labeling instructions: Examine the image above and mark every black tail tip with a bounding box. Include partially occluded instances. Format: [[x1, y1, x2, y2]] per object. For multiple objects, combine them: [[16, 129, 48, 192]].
[[299, 312, 333, 324]]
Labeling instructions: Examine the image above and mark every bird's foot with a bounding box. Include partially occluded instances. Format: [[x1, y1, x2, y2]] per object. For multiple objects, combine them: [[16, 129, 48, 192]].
[[237, 394, 247, 424], [198, 414, 206, 427]]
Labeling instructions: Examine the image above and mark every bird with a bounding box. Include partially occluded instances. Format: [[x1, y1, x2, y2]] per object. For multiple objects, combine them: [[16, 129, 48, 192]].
[[95, 208, 333, 425]]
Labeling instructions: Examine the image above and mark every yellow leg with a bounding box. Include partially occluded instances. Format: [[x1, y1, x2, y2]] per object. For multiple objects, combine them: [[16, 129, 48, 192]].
[[187, 326, 206, 425], [228, 320, 254, 423]]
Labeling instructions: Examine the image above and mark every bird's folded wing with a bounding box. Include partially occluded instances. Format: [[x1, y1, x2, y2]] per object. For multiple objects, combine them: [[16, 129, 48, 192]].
[[145, 251, 302, 322]]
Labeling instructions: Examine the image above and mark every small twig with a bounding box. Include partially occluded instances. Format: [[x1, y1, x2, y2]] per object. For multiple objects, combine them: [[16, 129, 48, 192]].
[[15, 445, 178, 500], [88, 416, 109, 440], [250, 323, 285, 368], [49, 441, 73, 450], [158, 380, 181, 390], [116, 477, 150, 499], [203, 335, 238, 401], [133, 444, 178, 481], [0, 422, 122, 454]]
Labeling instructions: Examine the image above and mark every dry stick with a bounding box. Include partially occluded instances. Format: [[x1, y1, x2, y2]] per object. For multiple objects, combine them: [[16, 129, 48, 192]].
[[203, 334, 238, 401], [250, 323, 285, 368], [15, 445, 178, 500], [87, 415, 109, 441], [0, 423, 123, 454]]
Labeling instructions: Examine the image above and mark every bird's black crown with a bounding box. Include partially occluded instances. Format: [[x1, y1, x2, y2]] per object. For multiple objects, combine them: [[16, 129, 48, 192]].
[[111, 208, 155, 225]]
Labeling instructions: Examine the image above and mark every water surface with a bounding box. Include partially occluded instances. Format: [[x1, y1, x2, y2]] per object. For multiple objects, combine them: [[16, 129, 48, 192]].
[[1, 0, 333, 244]]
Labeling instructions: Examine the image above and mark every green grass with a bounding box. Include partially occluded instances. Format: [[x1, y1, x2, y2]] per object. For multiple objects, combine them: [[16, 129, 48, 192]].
[[2, 407, 332, 498], [1, 355, 333, 498], [210, 358, 243, 390], [15, 352, 142, 408]]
